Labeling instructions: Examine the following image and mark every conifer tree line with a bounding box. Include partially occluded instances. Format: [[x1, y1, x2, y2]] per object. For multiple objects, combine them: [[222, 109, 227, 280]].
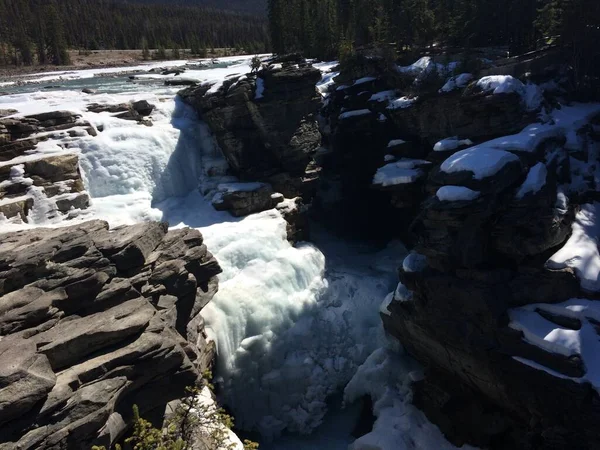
[[0, 0, 269, 66], [268, 0, 600, 65]]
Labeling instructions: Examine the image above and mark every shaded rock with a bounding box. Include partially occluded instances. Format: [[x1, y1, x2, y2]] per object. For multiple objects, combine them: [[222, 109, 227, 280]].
[[212, 183, 279, 217]]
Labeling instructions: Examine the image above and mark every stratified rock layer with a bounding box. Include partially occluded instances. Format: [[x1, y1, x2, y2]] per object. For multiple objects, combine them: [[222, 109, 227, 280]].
[[0, 220, 221, 450], [0, 111, 93, 221]]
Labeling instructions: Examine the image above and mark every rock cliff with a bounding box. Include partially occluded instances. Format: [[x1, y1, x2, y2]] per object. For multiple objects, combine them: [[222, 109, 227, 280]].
[[0, 220, 221, 449], [321, 52, 600, 449]]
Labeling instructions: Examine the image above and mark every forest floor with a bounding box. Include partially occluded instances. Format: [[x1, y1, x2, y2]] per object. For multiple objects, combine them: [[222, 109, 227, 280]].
[[0, 48, 248, 79]]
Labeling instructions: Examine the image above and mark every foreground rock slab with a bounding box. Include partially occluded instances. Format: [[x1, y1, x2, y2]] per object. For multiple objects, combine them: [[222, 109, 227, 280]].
[[0, 220, 221, 449]]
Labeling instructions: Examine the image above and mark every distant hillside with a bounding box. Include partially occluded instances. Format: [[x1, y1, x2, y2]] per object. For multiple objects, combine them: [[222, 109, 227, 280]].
[[125, 0, 267, 16], [0, 0, 269, 66]]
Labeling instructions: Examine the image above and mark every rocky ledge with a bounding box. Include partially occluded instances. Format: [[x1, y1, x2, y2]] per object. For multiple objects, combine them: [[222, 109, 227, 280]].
[[0, 220, 221, 449], [0, 111, 94, 222]]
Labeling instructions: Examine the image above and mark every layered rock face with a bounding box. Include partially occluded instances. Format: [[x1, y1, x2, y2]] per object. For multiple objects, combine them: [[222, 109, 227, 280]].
[[179, 54, 322, 200], [320, 51, 600, 448], [318, 55, 534, 238], [0, 111, 93, 221], [0, 220, 221, 449]]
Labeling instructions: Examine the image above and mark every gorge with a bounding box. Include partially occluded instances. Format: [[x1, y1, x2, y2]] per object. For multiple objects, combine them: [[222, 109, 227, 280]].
[[0, 49, 599, 450]]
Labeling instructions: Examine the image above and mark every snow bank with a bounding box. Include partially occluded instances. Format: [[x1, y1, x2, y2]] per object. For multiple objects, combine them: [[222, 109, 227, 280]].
[[509, 299, 600, 394], [436, 185, 481, 202], [515, 162, 547, 199], [547, 203, 600, 292], [433, 137, 474, 152], [440, 147, 519, 179]]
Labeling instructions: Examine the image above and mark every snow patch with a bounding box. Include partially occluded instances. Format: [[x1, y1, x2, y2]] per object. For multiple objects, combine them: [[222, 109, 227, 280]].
[[439, 73, 473, 93], [344, 347, 474, 450], [388, 139, 407, 148], [433, 137, 474, 152], [475, 75, 542, 111], [440, 147, 519, 180], [508, 299, 600, 395], [515, 162, 547, 199], [373, 159, 430, 187], [436, 185, 481, 202], [339, 109, 371, 120], [547, 203, 600, 292], [402, 252, 428, 273], [370, 90, 397, 103]]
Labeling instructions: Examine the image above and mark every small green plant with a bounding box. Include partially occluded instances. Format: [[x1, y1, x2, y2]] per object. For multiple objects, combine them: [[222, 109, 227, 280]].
[[250, 55, 262, 73], [92, 373, 259, 450]]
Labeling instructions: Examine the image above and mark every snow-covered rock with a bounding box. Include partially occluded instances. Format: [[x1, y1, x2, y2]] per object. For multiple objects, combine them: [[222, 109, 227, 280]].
[[436, 185, 481, 202], [440, 147, 520, 180]]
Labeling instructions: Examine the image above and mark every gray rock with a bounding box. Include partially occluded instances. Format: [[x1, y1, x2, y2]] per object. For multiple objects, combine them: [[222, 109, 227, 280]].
[[0, 338, 56, 426], [0, 220, 221, 449]]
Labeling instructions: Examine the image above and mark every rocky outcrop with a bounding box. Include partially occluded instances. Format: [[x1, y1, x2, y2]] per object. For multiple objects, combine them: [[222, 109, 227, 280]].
[[0, 220, 221, 450], [0, 111, 93, 222], [87, 100, 155, 124], [179, 54, 322, 200], [377, 112, 600, 447]]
